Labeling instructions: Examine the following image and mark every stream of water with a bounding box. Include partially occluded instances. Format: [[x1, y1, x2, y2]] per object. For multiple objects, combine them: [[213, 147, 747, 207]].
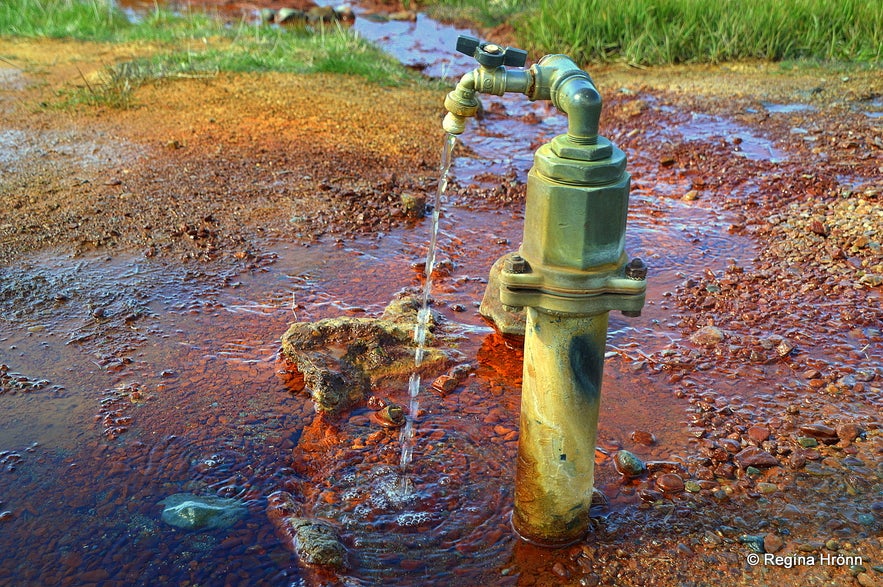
[[398, 132, 457, 490]]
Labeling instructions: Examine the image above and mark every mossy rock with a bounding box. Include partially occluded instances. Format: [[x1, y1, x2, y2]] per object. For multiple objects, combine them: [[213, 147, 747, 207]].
[[281, 293, 452, 415]]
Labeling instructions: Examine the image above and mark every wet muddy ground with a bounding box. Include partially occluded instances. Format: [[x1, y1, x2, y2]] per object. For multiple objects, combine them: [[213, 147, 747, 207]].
[[1, 5, 882, 586]]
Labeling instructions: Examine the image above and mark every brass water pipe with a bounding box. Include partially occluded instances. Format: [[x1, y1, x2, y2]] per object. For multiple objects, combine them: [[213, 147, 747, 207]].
[[443, 36, 647, 546]]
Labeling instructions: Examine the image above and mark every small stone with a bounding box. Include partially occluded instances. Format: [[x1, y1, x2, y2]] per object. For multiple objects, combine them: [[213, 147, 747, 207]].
[[430, 374, 458, 394], [286, 517, 348, 569], [798, 423, 838, 441], [371, 404, 405, 428], [775, 339, 795, 357], [789, 452, 807, 469], [645, 461, 683, 474], [613, 450, 646, 477], [747, 426, 770, 444], [857, 573, 876, 587], [690, 325, 725, 347], [781, 504, 803, 518], [714, 462, 737, 479], [160, 494, 246, 530], [734, 447, 779, 468], [836, 423, 862, 443], [798, 436, 819, 448], [630, 430, 656, 446], [756, 482, 778, 494], [703, 530, 723, 545], [718, 438, 741, 453], [400, 193, 426, 219], [764, 533, 784, 553], [0, 511, 12, 522], [639, 488, 663, 503], [739, 534, 766, 554], [682, 190, 699, 201], [590, 487, 608, 508], [388, 10, 416, 21], [825, 539, 840, 551], [655, 473, 685, 493], [685, 481, 701, 493], [809, 219, 829, 236], [745, 466, 762, 477], [551, 562, 570, 579]]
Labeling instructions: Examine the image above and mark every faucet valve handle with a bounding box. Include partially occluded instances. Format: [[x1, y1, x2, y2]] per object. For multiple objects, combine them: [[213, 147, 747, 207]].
[[455, 34, 528, 69]]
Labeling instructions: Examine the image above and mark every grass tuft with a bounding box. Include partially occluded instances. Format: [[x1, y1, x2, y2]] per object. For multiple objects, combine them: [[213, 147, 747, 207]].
[[515, 0, 882, 65], [1, 0, 416, 108]]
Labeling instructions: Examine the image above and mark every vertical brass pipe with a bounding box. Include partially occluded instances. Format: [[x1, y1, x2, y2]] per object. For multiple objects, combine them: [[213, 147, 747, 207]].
[[512, 307, 608, 545]]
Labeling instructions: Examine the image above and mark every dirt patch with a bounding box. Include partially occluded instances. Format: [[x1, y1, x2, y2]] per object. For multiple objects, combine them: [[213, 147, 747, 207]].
[[0, 38, 442, 266]]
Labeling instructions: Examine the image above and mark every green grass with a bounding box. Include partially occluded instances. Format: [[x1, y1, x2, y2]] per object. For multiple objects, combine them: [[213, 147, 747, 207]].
[[420, 0, 881, 65], [417, 0, 531, 28], [0, 0, 131, 39], [518, 0, 883, 64], [1, 0, 414, 108]]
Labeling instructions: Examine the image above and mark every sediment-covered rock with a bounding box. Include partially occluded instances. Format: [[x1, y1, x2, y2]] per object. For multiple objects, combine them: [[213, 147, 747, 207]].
[[266, 491, 348, 571], [280, 293, 452, 415]]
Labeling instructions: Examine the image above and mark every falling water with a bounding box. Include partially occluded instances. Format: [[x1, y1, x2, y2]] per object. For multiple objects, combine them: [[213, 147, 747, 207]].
[[398, 133, 457, 490]]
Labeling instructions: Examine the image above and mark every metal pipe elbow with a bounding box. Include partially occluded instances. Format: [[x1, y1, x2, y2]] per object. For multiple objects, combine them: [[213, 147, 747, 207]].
[[534, 54, 601, 144], [443, 70, 478, 134], [556, 78, 601, 144]]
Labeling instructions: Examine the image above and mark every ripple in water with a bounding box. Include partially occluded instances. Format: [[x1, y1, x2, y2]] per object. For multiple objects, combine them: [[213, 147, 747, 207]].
[[305, 422, 514, 585]]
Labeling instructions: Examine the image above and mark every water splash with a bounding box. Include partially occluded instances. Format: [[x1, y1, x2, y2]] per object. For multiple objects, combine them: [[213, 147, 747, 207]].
[[398, 133, 457, 490]]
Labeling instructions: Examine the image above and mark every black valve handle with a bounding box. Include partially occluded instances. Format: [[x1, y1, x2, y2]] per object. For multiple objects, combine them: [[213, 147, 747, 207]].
[[455, 34, 528, 69]]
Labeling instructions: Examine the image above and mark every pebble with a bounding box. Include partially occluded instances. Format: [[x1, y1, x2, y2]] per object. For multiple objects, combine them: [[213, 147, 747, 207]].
[[655, 473, 685, 493], [756, 482, 778, 494], [797, 437, 819, 448], [764, 533, 784, 553], [798, 423, 838, 441], [733, 446, 779, 468], [703, 531, 723, 545], [747, 425, 770, 444], [689, 325, 725, 347], [0, 511, 12, 522], [781, 504, 803, 518], [685, 481, 701, 493], [836, 422, 862, 442], [613, 450, 646, 477], [371, 404, 405, 428], [630, 430, 656, 446], [160, 494, 246, 530], [739, 534, 765, 554], [430, 375, 458, 394], [551, 562, 570, 579], [719, 438, 742, 453]]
